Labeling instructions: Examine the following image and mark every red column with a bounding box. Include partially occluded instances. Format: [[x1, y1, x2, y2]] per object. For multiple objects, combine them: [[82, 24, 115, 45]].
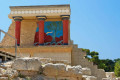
[[15, 21, 21, 46], [62, 16, 70, 45], [37, 16, 46, 45], [38, 20, 45, 45], [13, 17, 22, 46]]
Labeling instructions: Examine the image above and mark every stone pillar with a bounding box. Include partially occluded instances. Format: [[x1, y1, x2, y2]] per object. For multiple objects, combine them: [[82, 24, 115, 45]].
[[13, 16, 23, 46], [61, 15, 70, 45], [36, 16, 46, 45]]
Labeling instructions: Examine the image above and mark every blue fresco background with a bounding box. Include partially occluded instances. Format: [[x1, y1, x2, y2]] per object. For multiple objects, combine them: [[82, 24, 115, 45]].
[[44, 21, 63, 38]]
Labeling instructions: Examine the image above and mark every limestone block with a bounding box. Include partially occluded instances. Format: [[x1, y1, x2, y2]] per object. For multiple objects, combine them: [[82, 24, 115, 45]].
[[0, 77, 8, 80], [66, 65, 82, 77], [43, 63, 82, 78], [39, 58, 51, 65], [116, 78, 120, 80], [45, 76, 56, 80], [57, 77, 77, 80], [5, 68, 18, 78], [106, 72, 116, 79], [102, 78, 111, 80], [19, 70, 38, 76], [86, 76, 97, 80], [82, 75, 97, 80], [32, 75, 56, 80], [43, 63, 66, 76], [0, 68, 6, 75], [82, 68, 91, 75], [12, 57, 42, 71]]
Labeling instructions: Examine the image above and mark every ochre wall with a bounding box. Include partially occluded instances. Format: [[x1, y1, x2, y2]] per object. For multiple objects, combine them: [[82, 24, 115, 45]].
[[0, 46, 72, 64], [20, 21, 37, 46], [1, 20, 37, 46], [1, 21, 15, 47]]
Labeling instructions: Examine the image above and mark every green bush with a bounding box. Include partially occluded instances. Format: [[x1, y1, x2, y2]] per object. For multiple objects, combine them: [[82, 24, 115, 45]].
[[114, 60, 120, 77]]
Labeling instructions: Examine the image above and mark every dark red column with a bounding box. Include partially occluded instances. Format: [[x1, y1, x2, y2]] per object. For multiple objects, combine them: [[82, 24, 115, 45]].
[[13, 17, 23, 46], [62, 15, 70, 45], [37, 16, 46, 45]]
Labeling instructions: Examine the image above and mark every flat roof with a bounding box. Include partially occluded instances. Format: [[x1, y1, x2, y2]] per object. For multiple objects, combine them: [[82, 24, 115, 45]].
[[10, 4, 70, 8]]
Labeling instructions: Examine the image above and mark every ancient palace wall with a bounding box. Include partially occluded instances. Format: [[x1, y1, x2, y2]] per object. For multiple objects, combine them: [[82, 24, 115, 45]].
[[1, 20, 38, 47]]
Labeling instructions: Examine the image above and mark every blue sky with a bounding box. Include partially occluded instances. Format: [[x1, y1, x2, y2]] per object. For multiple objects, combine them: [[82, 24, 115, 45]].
[[0, 0, 120, 59]]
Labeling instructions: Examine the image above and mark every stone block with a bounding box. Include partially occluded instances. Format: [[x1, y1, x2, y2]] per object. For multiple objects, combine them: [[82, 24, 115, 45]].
[[19, 70, 38, 76], [82, 75, 97, 80], [43, 63, 66, 76], [0, 77, 8, 80], [102, 78, 111, 80], [12, 57, 42, 71], [82, 68, 91, 75], [66, 65, 82, 77], [57, 77, 77, 80]]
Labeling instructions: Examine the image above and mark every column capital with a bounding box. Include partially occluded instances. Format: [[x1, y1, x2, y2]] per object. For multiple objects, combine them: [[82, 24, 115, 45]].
[[13, 16, 23, 21], [61, 15, 70, 20], [36, 16, 47, 21]]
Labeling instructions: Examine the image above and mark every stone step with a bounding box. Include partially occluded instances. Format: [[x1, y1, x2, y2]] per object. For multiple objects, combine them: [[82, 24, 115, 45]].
[[82, 75, 97, 80], [82, 68, 91, 76], [0, 77, 8, 80], [73, 44, 78, 48]]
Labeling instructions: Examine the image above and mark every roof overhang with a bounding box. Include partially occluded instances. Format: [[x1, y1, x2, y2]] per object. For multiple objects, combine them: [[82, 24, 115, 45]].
[[8, 4, 71, 20]]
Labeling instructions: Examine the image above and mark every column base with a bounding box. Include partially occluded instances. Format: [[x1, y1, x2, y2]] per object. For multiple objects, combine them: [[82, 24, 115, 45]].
[[39, 44, 44, 46], [63, 43, 68, 45]]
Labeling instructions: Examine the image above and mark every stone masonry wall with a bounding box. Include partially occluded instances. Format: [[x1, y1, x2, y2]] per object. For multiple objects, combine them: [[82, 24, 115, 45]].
[[1, 21, 15, 47], [1, 20, 37, 47], [71, 44, 106, 80]]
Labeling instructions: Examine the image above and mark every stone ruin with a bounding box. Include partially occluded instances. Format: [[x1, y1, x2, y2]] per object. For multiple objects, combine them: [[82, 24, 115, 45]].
[[0, 4, 116, 80]]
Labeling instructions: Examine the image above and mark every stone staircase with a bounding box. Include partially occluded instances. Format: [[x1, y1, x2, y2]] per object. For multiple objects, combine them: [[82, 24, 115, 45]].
[[71, 44, 106, 80], [0, 51, 15, 62]]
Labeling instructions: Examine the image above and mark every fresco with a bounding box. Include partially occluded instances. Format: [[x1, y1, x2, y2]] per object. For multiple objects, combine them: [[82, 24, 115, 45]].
[[34, 21, 63, 45]]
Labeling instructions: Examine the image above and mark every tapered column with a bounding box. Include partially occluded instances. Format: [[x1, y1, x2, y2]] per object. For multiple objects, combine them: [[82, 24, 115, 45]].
[[61, 15, 70, 45], [13, 16, 23, 46], [36, 16, 46, 45]]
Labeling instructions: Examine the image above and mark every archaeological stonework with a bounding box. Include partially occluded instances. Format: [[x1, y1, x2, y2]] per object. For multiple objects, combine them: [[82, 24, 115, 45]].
[[0, 4, 111, 80]]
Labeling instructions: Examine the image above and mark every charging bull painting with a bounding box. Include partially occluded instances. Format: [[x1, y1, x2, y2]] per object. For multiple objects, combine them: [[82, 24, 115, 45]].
[[34, 21, 63, 45]]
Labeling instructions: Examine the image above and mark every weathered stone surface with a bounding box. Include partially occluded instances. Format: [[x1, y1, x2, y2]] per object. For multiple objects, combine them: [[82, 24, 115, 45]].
[[102, 78, 111, 80], [82, 68, 91, 75], [87, 76, 97, 80], [5, 68, 18, 78], [116, 78, 120, 80], [15, 77, 26, 80], [39, 58, 51, 65], [32, 75, 56, 80], [12, 57, 42, 71], [0, 68, 6, 75], [0, 67, 18, 79], [106, 72, 116, 79], [66, 65, 82, 77], [57, 77, 77, 80], [82, 75, 97, 80], [43, 63, 82, 78], [43, 63, 66, 76], [19, 70, 38, 76], [0, 77, 8, 80]]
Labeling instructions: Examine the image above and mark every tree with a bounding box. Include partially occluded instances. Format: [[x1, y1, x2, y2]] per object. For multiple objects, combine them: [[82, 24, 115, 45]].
[[114, 60, 120, 77], [46, 22, 62, 42], [83, 49, 107, 70], [101, 59, 115, 72]]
